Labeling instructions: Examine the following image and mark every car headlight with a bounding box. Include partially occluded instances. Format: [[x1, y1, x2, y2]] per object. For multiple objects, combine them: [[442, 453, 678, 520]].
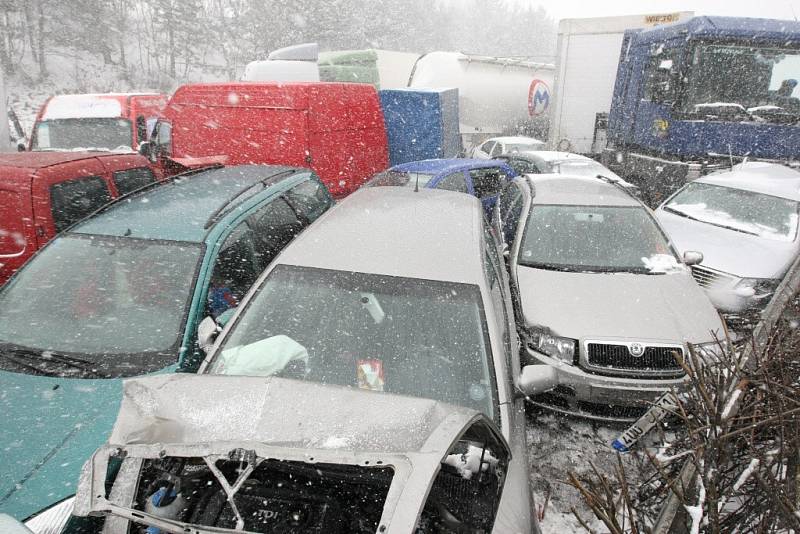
[[23, 496, 74, 534], [526, 327, 577, 364], [734, 278, 780, 300]]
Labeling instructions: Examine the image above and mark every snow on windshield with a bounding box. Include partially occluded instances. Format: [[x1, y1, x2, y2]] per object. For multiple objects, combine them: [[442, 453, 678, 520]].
[[666, 182, 799, 241]]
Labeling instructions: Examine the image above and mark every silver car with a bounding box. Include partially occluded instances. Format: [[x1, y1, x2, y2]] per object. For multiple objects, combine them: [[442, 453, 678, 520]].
[[494, 174, 725, 421], [67, 187, 542, 534], [655, 162, 800, 324]]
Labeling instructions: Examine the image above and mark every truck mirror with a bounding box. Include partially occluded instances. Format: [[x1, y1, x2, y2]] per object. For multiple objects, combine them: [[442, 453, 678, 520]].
[[138, 141, 156, 162]]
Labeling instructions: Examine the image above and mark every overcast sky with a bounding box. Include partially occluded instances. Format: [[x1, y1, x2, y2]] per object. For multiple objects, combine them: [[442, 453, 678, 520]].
[[524, 0, 799, 23]]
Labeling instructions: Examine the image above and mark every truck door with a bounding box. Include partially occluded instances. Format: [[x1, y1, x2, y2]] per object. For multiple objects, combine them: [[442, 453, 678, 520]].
[[31, 158, 112, 243]]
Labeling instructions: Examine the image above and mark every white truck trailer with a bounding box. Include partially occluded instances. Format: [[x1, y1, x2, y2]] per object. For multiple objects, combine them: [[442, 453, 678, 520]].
[[409, 51, 555, 150], [548, 12, 693, 155]]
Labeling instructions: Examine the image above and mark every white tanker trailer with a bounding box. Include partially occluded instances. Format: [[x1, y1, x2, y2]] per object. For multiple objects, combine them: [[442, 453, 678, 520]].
[[408, 51, 555, 149]]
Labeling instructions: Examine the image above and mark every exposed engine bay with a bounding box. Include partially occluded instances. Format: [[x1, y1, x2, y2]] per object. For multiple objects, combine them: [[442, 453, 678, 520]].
[[128, 450, 393, 533]]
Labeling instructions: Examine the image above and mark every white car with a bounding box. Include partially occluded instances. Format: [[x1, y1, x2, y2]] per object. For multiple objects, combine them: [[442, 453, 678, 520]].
[[655, 162, 800, 325], [470, 136, 544, 159]]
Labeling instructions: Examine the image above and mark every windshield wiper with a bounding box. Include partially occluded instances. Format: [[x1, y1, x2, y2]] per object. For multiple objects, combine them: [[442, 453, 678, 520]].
[[0, 343, 110, 378], [663, 206, 760, 236]]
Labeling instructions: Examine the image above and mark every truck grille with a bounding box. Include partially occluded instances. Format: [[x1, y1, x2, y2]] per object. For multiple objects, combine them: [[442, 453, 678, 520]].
[[691, 266, 735, 288], [586, 342, 684, 377]]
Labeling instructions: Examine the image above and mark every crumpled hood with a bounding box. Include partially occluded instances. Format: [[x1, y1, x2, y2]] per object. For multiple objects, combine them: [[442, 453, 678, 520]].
[[0, 370, 123, 520], [516, 266, 723, 343], [656, 208, 797, 279], [110, 374, 479, 454]]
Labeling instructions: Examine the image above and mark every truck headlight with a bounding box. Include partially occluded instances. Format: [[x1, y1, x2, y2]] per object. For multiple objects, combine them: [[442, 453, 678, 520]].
[[23, 496, 74, 534], [526, 327, 577, 364]]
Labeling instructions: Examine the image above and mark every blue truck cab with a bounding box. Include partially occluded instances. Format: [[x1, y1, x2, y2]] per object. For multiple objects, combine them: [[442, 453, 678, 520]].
[[603, 16, 800, 201]]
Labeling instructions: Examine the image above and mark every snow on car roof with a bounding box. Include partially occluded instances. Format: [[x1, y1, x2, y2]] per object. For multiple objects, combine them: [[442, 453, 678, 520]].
[[526, 174, 640, 207], [390, 158, 511, 174], [699, 162, 800, 201], [520, 150, 591, 162], [277, 187, 486, 284]]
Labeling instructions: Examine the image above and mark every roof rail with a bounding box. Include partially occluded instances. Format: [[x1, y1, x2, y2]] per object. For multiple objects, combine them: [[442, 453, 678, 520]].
[[65, 163, 224, 233], [203, 168, 301, 229]]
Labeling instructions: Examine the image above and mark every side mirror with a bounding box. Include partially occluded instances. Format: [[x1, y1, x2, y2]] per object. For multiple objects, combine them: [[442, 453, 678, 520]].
[[516, 364, 558, 397], [683, 250, 703, 266], [138, 140, 156, 163], [16, 140, 27, 152], [197, 316, 220, 354]]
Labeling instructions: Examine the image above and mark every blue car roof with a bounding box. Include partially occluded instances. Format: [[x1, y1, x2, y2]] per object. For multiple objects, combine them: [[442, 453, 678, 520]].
[[631, 16, 800, 45], [73, 165, 303, 243], [390, 158, 511, 176]]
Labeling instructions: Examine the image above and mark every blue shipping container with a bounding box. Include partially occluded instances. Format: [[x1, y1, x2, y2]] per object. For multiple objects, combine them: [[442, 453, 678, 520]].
[[379, 88, 460, 166]]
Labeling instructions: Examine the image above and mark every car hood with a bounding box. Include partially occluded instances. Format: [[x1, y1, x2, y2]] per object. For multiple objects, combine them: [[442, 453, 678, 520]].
[[74, 374, 509, 534], [516, 266, 723, 343], [656, 208, 797, 279], [0, 369, 123, 520]]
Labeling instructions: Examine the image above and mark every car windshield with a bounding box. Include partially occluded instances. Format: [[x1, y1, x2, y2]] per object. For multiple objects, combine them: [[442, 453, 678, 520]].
[[665, 182, 800, 241], [365, 170, 436, 188], [32, 118, 133, 151], [683, 43, 800, 120], [520, 205, 678, 273], [0, 234, 202, 378], [207, 265, 497, 420]]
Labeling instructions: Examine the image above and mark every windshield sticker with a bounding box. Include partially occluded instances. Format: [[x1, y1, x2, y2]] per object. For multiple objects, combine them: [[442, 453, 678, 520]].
[[357, 359, 385, 392]]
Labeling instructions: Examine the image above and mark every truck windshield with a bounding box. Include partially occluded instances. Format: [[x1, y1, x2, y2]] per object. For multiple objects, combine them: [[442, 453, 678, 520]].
[[207, 264, 498, 420], [520, 205, 678, 273], [0, 235, 202, 378], [32, 118, 134, 151], [665, 182, 800, 241], [683, 43, 800, 121]]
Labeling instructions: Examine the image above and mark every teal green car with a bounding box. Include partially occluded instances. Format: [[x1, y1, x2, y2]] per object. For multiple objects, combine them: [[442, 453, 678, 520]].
[[0, 164, 334, 522]]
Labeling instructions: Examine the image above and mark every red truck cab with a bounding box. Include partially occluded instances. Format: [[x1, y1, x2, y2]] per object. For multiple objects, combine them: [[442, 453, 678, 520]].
[[0, 152, 163, 285], [29, 93, 168, 152], [147, 82, 388, 197]]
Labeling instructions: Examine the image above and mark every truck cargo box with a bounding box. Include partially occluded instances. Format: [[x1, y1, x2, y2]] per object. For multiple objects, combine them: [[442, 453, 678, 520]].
[[379, 88, 460, 166]]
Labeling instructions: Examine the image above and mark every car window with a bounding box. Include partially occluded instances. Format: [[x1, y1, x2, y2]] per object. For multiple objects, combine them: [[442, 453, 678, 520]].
[[284, 176, 332, 223], [490, 142, 504, 157], [49, 176, 112, 233], [112, 167, 157, 196], [207, 221, 259, 319], [436, 171, 468, 193], [480, 141, 496, 154], [508, 158, 539, 175], [247, 197, 305, 271], [470, 168, 506, 199]]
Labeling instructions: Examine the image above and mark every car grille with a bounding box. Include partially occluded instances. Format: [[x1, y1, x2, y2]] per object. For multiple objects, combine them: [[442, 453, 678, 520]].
[[586, 342, 684, 377], [691, 265, 736, 288]]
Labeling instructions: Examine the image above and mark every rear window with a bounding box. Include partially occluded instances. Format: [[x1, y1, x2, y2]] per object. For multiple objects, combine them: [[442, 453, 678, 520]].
[[112, 167, 157, 196], [365, 170, 436, 188], [0, 191, 27, 254], [285, 177, 333, 223], [50, 176, 112, 232]]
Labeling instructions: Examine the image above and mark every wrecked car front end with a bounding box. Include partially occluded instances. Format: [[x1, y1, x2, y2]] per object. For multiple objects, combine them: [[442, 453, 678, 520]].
[[70, 374, 513, 534]]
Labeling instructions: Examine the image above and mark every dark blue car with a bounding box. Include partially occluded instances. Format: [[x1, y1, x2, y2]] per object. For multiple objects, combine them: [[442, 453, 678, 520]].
[[365, 158, 517, 216]]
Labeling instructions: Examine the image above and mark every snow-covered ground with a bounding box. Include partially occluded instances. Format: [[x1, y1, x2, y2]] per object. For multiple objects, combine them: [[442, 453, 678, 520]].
[[526, 406, 644, 533]]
